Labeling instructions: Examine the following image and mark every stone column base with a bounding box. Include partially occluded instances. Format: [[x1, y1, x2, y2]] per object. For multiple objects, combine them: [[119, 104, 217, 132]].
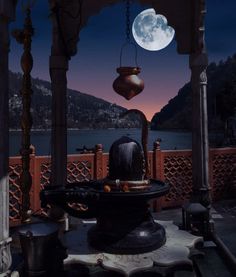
[[11, 271, 20, 277], [0, 237, 12, 275], [0, 270, 19, 277]]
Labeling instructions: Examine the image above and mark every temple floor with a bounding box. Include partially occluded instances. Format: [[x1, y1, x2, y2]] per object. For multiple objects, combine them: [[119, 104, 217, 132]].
[[10, 199, 236, 276]]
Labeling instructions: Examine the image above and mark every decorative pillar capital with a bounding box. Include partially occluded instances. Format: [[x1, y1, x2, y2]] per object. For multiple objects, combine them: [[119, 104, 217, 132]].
[[189, 53, 208, 89], [95, 144, 103, 153], [153, 140, 161, 151]]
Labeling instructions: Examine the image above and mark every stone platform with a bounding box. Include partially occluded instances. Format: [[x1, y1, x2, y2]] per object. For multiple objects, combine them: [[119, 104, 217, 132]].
[[9, 203, 236, 276], [63, 220, 203, 276]]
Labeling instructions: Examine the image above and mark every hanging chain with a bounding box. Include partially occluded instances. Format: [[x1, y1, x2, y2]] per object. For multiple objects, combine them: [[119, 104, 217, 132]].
[[120, 0, 138, 67], [125, 0, 131, 42]]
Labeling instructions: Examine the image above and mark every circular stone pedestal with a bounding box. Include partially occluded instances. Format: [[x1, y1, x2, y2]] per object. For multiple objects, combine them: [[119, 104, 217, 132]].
[[88, 213, 166, 254], [79, 180, 169, 254]]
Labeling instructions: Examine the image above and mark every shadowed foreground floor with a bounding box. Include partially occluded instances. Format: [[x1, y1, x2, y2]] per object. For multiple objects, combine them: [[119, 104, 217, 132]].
[[10, 199, 236, 276]]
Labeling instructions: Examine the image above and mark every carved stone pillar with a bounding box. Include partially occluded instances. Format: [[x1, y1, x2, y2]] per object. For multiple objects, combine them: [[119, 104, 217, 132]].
[[49, 5, 69, 188], [189, 0, 211, 209], [0, 1, 17, 275], [49, 0, 82, 187], [190, 53, 210, 208], [47, 0, 70, 224], [50, 55, 68, 187]]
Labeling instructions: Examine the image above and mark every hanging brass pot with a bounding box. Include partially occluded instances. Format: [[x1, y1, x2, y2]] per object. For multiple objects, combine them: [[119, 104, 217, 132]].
[[113, 66, 144, 100], [113, 42, 144, 100]]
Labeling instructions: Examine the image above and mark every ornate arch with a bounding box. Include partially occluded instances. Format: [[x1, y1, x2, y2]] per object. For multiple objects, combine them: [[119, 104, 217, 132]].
[[50, 0, 206, 58]]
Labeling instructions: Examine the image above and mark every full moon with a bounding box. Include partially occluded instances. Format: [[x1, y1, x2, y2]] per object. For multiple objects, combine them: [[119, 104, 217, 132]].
[[132, 8, 175, 51]]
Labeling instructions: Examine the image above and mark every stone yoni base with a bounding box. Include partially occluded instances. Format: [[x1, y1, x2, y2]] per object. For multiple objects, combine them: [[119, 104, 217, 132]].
[[63, 220, 203, 276]]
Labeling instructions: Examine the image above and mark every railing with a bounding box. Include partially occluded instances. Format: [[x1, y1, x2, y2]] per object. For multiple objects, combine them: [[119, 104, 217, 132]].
[[9, 144, 236, 225]]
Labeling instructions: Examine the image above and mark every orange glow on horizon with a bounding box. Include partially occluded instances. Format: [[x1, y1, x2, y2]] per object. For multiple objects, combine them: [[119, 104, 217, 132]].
[[68, 83, 167, 122], [122, 103, 162, 121], [117, 101, 163, 121]]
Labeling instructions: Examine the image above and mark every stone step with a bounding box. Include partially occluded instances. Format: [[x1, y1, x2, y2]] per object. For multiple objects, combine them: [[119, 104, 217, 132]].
[[192, 247, 233, 277]]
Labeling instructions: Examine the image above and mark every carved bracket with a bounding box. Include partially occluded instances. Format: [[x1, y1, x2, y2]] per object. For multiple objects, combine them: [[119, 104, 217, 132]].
[[50, 0, 84, 57]]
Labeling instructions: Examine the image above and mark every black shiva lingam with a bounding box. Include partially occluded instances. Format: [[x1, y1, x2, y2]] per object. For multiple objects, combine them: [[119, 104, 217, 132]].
[[41, 110, 169, 254]]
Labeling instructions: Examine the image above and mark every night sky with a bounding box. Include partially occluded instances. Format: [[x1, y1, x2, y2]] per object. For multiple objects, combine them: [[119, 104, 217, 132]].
[[9, 0, 236, 120]]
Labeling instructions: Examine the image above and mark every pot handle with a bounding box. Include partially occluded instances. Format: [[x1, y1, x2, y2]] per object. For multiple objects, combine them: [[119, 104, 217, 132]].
[[119, 41, 138, 67]]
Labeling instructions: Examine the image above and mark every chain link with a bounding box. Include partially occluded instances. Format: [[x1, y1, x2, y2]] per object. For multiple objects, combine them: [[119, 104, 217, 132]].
[[120, 0, 138, 67], [125, 0, 131, 42]]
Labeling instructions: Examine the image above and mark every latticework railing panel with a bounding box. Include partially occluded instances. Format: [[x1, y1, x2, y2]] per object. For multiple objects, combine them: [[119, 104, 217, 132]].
[[40, 162, 51, 190], [39, 157, 94, 187], [211, 152, 236, 200], [67, 160, 92, 183], [162, 152, 192, 207], [35, 156, 94, 216], [8, 147, 236, 225], [9, 163, 22, 221], [68, 154, 94, 182], [103, 154, 109, 177]]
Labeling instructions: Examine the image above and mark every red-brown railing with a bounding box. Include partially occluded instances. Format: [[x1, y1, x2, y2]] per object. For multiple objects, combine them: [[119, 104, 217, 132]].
[[9, 144, 236, 225]]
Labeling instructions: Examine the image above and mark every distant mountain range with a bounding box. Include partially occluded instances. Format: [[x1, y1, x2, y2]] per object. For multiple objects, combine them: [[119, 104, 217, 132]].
[[9, 71, 141, 129], [10, 53, 236, 131], [151, 53, 236, 131]]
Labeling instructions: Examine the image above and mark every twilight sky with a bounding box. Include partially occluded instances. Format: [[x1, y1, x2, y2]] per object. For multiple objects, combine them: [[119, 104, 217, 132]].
[[9, 0, 236, 120]]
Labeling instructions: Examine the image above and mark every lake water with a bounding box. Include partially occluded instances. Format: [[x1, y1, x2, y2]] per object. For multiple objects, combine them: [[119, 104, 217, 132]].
[[10, 129, 192, 156]]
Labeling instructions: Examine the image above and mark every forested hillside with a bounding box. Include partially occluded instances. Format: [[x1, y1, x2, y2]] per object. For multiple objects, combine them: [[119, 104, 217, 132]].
[[151, 54, 236, 131], [9, 71, 141, 129]]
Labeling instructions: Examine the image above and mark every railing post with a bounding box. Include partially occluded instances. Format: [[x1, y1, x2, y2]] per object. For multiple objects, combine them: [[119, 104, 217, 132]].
[[152, 141, 163, 212], [94, 144, 103, 180], [29, 145, 36, 213], [208, 148, 214, 201], [153, 140, 162, 180]]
